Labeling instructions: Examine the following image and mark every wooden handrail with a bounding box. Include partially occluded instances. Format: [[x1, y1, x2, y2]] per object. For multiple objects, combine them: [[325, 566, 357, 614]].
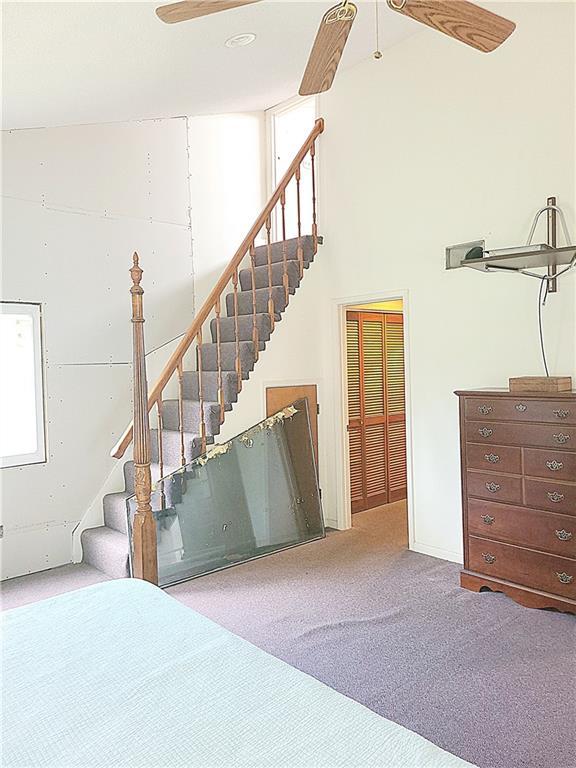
[[112, 117, 324, 459]]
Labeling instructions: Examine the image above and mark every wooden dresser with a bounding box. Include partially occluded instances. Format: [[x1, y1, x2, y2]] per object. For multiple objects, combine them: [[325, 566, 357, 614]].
[[456, 389, 576, 613]]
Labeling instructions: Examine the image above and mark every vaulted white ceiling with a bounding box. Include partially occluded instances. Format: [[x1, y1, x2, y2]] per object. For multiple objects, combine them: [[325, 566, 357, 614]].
[[2, 1, 417, 129]]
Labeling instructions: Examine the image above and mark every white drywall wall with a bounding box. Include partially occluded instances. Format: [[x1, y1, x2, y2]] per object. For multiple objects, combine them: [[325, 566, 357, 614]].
[[188, 113, 267, 309], [202, 2, 576, 557], [1, 118, 193, 578]]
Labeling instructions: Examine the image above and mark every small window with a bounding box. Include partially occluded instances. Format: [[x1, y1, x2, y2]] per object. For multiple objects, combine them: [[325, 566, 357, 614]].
[[0, 302, 46, 468], [268, 96, 317, 240]]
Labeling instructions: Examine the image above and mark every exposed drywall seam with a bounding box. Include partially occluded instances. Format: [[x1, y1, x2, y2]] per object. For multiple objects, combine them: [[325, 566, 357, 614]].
[[1, 195, 190, 227], [5, 115, 190, 134], [184, 115, 196, 317]]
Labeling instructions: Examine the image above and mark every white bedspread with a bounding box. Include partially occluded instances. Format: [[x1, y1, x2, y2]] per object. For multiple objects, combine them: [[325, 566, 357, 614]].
[[3, 579, 475, 767]]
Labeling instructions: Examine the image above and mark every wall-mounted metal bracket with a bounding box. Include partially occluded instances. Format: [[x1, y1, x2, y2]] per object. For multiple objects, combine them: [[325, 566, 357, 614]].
[[445, 196, 575, 293]]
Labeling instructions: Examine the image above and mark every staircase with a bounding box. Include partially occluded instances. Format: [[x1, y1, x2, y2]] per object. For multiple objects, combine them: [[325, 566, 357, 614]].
[[80, 119, 324, 580]]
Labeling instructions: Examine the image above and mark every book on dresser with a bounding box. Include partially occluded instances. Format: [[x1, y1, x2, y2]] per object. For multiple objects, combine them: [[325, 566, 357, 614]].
[[455, 388, 576, 614]]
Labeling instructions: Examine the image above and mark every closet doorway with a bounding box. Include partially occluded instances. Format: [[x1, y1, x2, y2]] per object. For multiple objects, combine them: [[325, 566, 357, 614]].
[[345, 301, 407, 515]]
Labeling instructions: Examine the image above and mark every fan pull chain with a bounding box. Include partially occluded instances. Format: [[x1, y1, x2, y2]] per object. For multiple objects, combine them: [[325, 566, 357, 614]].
[[374, 1, 382, 59]]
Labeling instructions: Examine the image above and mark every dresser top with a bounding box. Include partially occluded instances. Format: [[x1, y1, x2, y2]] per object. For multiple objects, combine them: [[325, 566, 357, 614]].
[[455, 388, 576, 399]]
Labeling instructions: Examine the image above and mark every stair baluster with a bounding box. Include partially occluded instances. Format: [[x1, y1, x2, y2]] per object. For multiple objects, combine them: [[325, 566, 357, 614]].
[[196, 327, 207, 454], [265, 215, 275, 331], [177, 361, 186, 466], [296, 165, 304, 278], [249, 242, 259, 362], [232, 268, 242, 391], [129, 253, 158, 585], [215, 297, 225, 423], [156, 399, 164, 482], [311, 141, 318, 253], [281, 191, 289, 303]]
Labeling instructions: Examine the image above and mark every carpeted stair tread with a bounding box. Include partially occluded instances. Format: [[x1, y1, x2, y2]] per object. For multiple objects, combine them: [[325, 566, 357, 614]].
[[81, 526, 129, 579], [210, 313, 272, 346], [239, 260, 301, 293], [103, 491, 131, 534], [150, 428, 213, 467], [226, 286, 288, 318], [198, 340, 258, 377], [181, 370, 239, 405], [252, 235, 314, 269], [123, 461, 136, 495], [161, 400, 224, 435]]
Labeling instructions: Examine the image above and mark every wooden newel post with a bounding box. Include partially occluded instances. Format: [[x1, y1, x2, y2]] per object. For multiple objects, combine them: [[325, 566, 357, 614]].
[[129, 253, 158, 585]]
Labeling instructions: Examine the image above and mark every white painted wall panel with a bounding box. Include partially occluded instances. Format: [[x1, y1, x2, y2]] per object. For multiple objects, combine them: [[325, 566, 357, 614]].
[[3, 200, 192, 365], [1, 117, 192, 578], [3, 120, 190, 225], [188, 113, 266, 309], [321, 1, 576, 560]]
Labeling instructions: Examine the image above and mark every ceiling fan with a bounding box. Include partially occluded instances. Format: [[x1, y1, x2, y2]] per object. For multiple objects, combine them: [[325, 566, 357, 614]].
[[155, 1, 516, 96]]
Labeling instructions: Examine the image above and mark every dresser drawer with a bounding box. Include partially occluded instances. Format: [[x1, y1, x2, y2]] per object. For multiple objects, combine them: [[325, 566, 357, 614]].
[[467, 499, 576, 558], [465, 444, 521, 474], [523, 478, 576, 516], [523, 448, 576, 482], [466, 471, 522, 504], [465, 398, 576, 425], [466, 421, 576, 451], [469, 536, 576, 599]]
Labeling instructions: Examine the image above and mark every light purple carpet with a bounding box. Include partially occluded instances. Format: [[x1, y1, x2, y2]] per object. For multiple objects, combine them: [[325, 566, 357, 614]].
[[3, 504, 575, 768], [1, 563, 111, 611], [167, 503, 576, 768]]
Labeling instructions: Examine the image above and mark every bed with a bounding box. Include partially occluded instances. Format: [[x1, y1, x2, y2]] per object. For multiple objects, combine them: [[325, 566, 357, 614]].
[[3, 579, 475, 767]]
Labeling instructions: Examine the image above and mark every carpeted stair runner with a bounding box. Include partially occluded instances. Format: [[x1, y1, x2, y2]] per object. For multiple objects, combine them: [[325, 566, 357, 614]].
[[81, 235, 316, 578]]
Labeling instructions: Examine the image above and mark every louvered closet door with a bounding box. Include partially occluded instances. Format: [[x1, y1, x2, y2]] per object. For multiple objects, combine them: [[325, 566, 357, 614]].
[[385, 315, 407, 502], [346, 316, 364, 510], [346, 311, 407, 513]]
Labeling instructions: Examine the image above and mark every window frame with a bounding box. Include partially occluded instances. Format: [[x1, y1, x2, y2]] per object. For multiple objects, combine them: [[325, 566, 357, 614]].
[[0, 301, 47, 469], [265, 95, 318, 240]]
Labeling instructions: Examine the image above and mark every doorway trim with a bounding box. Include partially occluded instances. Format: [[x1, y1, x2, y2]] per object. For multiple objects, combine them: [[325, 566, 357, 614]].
[[331, 289, 415, 551]]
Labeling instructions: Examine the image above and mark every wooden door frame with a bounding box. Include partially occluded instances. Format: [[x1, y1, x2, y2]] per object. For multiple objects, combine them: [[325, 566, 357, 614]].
[[331, 290, 415, 549]]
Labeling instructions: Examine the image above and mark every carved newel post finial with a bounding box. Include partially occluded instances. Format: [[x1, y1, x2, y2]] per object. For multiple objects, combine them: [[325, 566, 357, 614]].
[[130, 252, 158, 585]]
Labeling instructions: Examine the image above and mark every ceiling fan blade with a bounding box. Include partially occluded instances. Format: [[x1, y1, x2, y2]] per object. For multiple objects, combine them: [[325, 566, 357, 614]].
[[156, 0, 261, 25], [299, 2, 357, 96], [386, 0, 515, 53]]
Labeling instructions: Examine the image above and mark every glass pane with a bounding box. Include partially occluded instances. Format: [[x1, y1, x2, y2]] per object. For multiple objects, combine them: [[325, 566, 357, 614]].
[[272, 99, 316, 239], [0, 312, 38, 458], [127, 399, 324, 587]]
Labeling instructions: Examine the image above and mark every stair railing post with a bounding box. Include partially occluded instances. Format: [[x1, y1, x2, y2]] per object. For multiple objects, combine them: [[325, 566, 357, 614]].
[[129, 253, 158, 585]]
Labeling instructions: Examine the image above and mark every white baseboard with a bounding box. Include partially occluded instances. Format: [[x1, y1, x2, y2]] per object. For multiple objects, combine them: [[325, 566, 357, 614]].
[[410, 540, 463, 565]]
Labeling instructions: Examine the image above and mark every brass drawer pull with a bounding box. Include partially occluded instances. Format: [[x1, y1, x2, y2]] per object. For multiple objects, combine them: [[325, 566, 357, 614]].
[[553, 433, 570, 445], [481, 515, 495, 525], [547, 492, 565, 503], [482, 553, 496, 564], [478, 428, 493, 438], [553, 409, 570, 419], [515, 403, 528, 413], [478, 405, 492, 415], [556, 572, 574, 585], [546, 460, 564, 471], [485, 482, 501, 493], [485, 453, 500, 464], [555, 529, 573, 542]]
